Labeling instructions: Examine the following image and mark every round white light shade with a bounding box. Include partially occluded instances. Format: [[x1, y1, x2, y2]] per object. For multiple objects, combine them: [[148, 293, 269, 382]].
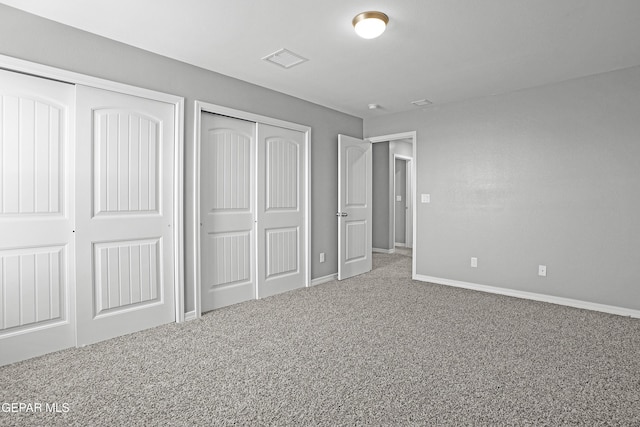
[[352, 11, 389, 39]]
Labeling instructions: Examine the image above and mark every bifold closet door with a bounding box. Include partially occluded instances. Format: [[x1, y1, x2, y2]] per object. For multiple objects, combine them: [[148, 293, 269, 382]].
[[0, 70, 76, 366], [256, 124, 306, 298], [75, 85, 176, 346], [200, 113, 256, 312]]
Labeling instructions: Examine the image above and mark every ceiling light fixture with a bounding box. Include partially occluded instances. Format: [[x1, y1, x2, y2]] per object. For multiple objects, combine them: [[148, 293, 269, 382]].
[[352, 11, 389, 39]]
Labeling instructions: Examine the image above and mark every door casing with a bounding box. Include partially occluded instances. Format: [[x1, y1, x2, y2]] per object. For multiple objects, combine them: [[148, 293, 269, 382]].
[[193, 101, 311, 318]]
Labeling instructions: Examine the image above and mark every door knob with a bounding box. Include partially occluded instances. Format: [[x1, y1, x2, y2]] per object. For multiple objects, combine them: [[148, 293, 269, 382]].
[[336, 212, 348, 217]]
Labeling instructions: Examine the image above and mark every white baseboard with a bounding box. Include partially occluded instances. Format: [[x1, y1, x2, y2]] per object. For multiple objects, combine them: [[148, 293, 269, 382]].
[[184, 310, 197, 321], [395, 243, 406, 247], [373, 247, 394, 254], [310, 273, 338, 286], [414, 274, 640, 319]]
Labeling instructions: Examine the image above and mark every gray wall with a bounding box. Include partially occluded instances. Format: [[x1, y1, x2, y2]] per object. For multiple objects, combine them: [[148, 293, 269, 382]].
[[0, 5, 363, 312], [365, 65, 640, 311], [395, 159, 407, 244], [372, 142, 390, 249]]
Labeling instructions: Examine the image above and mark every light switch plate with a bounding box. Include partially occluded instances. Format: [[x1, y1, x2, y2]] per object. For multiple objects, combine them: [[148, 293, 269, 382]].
[[421, 194, 430, 203], [396, 195, 402, 202]]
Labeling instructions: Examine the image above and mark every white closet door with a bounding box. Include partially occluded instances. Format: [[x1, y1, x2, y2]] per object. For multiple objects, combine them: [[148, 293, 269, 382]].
[[75, 85, 175, 346], [0, 70, 75, 366], [200, 113, 256, 312], [257, 124, 306, 298]]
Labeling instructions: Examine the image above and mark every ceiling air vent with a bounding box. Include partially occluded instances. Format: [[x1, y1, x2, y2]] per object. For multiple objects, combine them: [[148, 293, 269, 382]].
[[411, 98, 432, 107], [262, 48, 308, 69]]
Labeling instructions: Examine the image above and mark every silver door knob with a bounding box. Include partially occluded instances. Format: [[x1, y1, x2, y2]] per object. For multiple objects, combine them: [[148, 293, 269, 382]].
[[336, 212, 348, 217]]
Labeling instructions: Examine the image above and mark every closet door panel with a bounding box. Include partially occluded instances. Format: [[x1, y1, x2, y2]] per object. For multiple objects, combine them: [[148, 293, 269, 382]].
[[0, 69, 75, 366], [257, 124, 306, 298], [75, 85, 176, 346], [200, 113, 256, 311]]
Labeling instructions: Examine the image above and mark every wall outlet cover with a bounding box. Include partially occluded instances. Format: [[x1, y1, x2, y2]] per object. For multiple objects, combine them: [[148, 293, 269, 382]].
[[538, 265, 547, 277]]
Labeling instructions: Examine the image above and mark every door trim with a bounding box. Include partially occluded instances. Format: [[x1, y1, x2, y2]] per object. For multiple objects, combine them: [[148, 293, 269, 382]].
[[367, 131, 417, 280], [0, 53, 186, 324], [193, 101, 311, 318]]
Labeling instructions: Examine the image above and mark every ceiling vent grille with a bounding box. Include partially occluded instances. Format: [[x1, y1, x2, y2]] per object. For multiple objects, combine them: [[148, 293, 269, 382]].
[[411, 98, 432, 106], [262, 48, 308, 69]]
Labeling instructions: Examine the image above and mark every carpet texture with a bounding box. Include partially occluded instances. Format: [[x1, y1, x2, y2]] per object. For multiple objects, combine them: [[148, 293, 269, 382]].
[[1, 253, 640, 426]]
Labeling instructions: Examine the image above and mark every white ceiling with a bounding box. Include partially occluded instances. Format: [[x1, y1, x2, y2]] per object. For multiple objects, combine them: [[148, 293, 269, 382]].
[[3, 0, 640, 119]]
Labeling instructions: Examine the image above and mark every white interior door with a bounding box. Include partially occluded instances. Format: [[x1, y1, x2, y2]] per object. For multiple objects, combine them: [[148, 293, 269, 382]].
[[75, 85, 175, 346], [200, 113, 256, 312], [257, 123, 306, 298], [0, 70, 76, 366], [338, 134, 372, 280]]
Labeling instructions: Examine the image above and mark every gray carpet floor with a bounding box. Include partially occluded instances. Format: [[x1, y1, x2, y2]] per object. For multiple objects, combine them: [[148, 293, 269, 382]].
[[2, 253, 640, 426]]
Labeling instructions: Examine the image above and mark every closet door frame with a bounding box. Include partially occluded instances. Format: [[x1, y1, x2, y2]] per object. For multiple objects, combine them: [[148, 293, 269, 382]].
[[0, 54, 186, 323], [193, 101, 311, 318]]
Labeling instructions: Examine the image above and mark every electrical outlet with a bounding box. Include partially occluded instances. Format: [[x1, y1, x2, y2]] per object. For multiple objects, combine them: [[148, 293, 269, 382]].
[[320, 252, 325, 263], [538, 265, 547, 277], [421, 194, 430, 203], [471, 257, 478, 268]]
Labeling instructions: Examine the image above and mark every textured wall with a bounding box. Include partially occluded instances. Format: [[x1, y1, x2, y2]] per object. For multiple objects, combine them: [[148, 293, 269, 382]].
[[365, 66, 640, 311], [0, 4, 363, 312]]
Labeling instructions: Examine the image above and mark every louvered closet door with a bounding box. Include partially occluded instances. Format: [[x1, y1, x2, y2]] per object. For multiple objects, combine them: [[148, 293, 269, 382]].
[[200, 113, 256, 312], [75, 85, 175, 346], [0, 70, 76, 366], [257, 124, 306, 298]]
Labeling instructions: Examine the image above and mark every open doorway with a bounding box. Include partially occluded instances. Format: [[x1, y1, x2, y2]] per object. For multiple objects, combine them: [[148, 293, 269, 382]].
[[368, 132, 416, 277]]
